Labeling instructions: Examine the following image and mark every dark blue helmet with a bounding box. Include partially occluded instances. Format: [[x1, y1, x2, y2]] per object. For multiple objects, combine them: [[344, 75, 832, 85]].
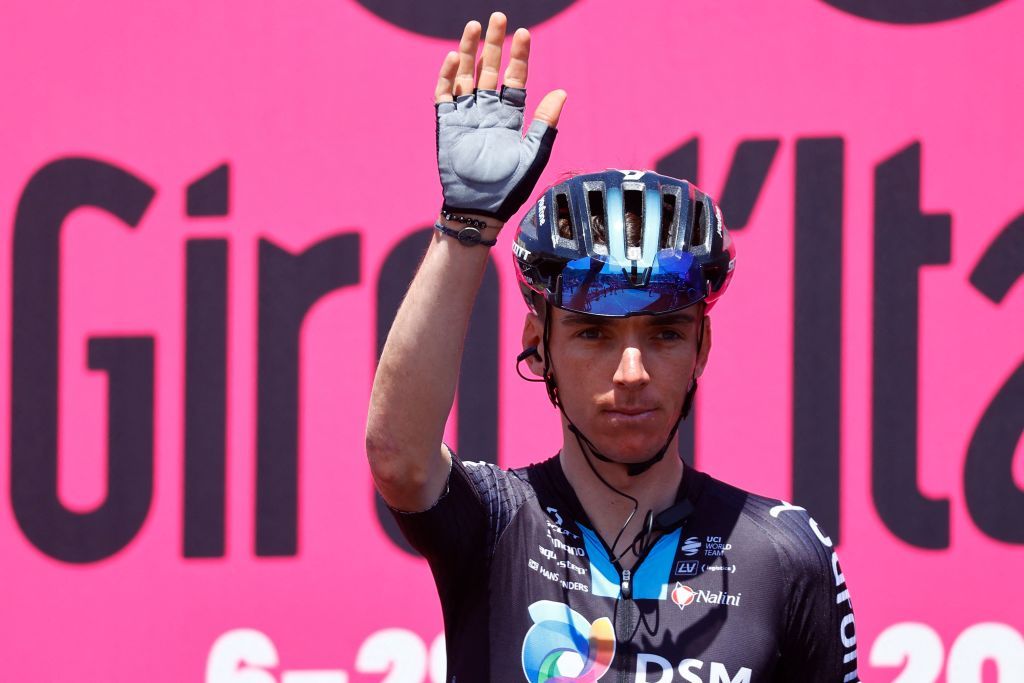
[[513, 169, 735, 316]]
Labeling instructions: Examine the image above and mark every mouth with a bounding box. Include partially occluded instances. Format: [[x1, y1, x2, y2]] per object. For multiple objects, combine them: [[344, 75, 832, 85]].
[[603, 407, 658, 420]]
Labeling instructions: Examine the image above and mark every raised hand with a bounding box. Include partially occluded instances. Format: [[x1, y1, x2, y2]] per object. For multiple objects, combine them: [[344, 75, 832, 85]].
[[434, 12, 567, 223]]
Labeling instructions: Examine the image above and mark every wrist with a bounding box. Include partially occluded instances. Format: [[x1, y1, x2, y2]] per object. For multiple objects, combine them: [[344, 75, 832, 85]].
[[439, 211, 504, 232], [437, 212, 503, 245]]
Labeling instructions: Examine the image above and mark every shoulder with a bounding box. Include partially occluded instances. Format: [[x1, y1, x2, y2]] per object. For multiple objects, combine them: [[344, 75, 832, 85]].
[[694, 473, 858, 676], [457, 458, 537, 507], [452, 457, 543, 542], [697, 472, 837, 575]]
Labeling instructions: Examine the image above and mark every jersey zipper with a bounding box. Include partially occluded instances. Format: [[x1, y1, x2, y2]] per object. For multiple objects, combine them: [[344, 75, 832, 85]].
[[617, 569, 634, 683], [602, 526, 687, 681]]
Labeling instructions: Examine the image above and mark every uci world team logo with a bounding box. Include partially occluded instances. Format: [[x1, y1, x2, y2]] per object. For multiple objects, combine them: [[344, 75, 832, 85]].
[[521, 600, 615, 682]]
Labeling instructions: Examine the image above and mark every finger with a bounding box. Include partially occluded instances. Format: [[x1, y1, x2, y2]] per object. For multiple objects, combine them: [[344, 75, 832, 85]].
[[532, 89, 567, 128], [453, 20, 482, 97], [502, 28, 530, 89], [434, 51, 459, 103], [475, 12, 507, 91]]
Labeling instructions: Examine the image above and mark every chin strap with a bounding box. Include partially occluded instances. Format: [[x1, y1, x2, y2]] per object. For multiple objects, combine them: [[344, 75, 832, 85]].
[[537, 302, 703, 477], [570, 414, 685, 476]]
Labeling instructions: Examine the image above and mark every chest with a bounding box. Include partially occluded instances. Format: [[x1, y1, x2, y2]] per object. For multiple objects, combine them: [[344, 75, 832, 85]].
[[487, 505, 784, 682]]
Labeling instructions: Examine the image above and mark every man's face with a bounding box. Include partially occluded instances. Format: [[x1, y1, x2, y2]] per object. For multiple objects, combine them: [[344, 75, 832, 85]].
[[523, 305, 711, 463]]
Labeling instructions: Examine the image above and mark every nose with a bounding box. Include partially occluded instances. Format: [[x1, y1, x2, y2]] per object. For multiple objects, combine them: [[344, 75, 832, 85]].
[[613, 346, 650, 389]]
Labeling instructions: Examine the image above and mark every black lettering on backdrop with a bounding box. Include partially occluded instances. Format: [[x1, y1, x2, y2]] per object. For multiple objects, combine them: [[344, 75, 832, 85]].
[[792, 138, 844, 544], [965, 362, 1024, 543], [354, 0, 579, 39], [183, 165, 232, 558], [374, 228, 500, 556], [256, 234, 362, 556], [872, 142, 951, 549], [819, 0, 1007, 25], [358, 0, 1009, 34], [964, 214, 1024, 543], [969, 214, 1024, 304], [656, 140, 699, 467], [186, 163, 230, 217], [656, 138, 780, 467], [183, 240, 230, 557], [11, 157, 156, 563], [718, 140, 782, 231], [11, 143, 1019, 563]]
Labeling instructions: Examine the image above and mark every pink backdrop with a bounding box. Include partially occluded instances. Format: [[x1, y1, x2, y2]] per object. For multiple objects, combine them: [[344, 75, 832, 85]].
[[2, 1, 1022, 681]]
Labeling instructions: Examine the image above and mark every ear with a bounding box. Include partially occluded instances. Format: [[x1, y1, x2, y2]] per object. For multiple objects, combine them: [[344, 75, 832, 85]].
[[694, 315, 713, 379], [521, 312, 545, 377]]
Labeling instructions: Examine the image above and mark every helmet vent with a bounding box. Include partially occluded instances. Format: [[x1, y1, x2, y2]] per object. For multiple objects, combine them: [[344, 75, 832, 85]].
[[691, 199, 707, 248], [587, 190, 608, 245], [660, 193, 677, 249], [555, 193, 574, 240], [623, 189, 644, 249]]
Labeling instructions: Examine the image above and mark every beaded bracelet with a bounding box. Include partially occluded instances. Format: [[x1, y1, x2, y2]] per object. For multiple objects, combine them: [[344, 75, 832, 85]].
[[440, 210, 493, 231]]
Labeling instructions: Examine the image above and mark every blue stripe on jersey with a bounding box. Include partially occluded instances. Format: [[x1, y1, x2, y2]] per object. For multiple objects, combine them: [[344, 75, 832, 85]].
[[578, 525, 681, 600], [578, 524, 620, 598], [633, 528, 681, 600]]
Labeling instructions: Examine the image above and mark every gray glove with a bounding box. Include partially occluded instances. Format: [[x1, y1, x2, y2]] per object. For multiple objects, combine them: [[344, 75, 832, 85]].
[[436, 86, 557, 222]]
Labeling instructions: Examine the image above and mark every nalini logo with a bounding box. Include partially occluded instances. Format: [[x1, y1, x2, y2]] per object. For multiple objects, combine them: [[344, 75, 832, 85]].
[[681, 536, 701, 556], [521, 600, 615, 682], [671, 583, 697, 609], [670, 582, 743, 611]]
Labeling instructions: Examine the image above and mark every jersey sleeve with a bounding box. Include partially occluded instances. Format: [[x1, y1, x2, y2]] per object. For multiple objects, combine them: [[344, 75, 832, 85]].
[[772, 506, 860, 682], [389, 454, 487, 571], [389, 451, 532, 572]]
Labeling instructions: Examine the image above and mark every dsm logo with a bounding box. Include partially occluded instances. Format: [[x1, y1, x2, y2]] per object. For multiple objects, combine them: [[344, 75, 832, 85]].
[[521, 600, 615, 682]]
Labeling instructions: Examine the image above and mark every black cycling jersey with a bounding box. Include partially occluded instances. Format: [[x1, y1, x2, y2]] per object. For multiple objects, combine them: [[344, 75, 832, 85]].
[[394, 454, 860, 683]]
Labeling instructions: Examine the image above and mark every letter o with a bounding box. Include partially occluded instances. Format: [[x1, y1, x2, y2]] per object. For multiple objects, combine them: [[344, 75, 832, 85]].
[[818, 0, 1007, 25], [840, 613, 857, 648]]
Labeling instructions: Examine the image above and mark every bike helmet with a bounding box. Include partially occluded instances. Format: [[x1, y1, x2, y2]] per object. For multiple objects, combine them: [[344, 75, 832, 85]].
[[513, 169, 734, 317]]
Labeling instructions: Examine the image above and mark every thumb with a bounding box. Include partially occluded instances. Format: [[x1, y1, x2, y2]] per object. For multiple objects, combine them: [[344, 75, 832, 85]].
[[532, 89, 567, 128]]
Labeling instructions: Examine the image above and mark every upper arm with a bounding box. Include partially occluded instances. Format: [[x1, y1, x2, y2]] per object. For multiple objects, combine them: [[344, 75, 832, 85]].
[[369, 442, 454, 513], [387, 452, 490, 569], [776, 518, 860, 682]]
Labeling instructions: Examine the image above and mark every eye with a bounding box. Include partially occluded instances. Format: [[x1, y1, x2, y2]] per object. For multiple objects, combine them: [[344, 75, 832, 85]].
[[655, 329, 684, 341], [576, 327, 604, 340]]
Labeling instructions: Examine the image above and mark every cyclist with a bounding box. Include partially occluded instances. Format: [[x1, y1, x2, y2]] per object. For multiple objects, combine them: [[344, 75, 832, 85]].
[[366, 12, 858, 682]]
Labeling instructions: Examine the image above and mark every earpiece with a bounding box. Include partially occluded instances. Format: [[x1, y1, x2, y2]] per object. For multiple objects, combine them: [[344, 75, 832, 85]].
[[515, 346, 548, 385], [516, 346, 542, 363]]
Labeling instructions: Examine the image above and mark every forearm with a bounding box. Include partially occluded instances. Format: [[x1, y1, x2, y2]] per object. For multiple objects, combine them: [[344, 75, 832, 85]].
[[366, 216, 501, 508]]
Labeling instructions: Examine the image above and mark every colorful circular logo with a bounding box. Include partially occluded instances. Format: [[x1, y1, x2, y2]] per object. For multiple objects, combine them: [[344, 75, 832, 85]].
[[521, 601, 615, 682]]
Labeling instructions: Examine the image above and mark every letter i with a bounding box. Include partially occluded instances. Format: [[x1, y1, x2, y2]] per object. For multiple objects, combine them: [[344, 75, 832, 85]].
[[183, 163, 230, 558]]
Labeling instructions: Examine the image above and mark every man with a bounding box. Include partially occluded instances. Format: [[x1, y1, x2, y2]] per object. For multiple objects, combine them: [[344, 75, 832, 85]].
[[366, 12, 858, 682]]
